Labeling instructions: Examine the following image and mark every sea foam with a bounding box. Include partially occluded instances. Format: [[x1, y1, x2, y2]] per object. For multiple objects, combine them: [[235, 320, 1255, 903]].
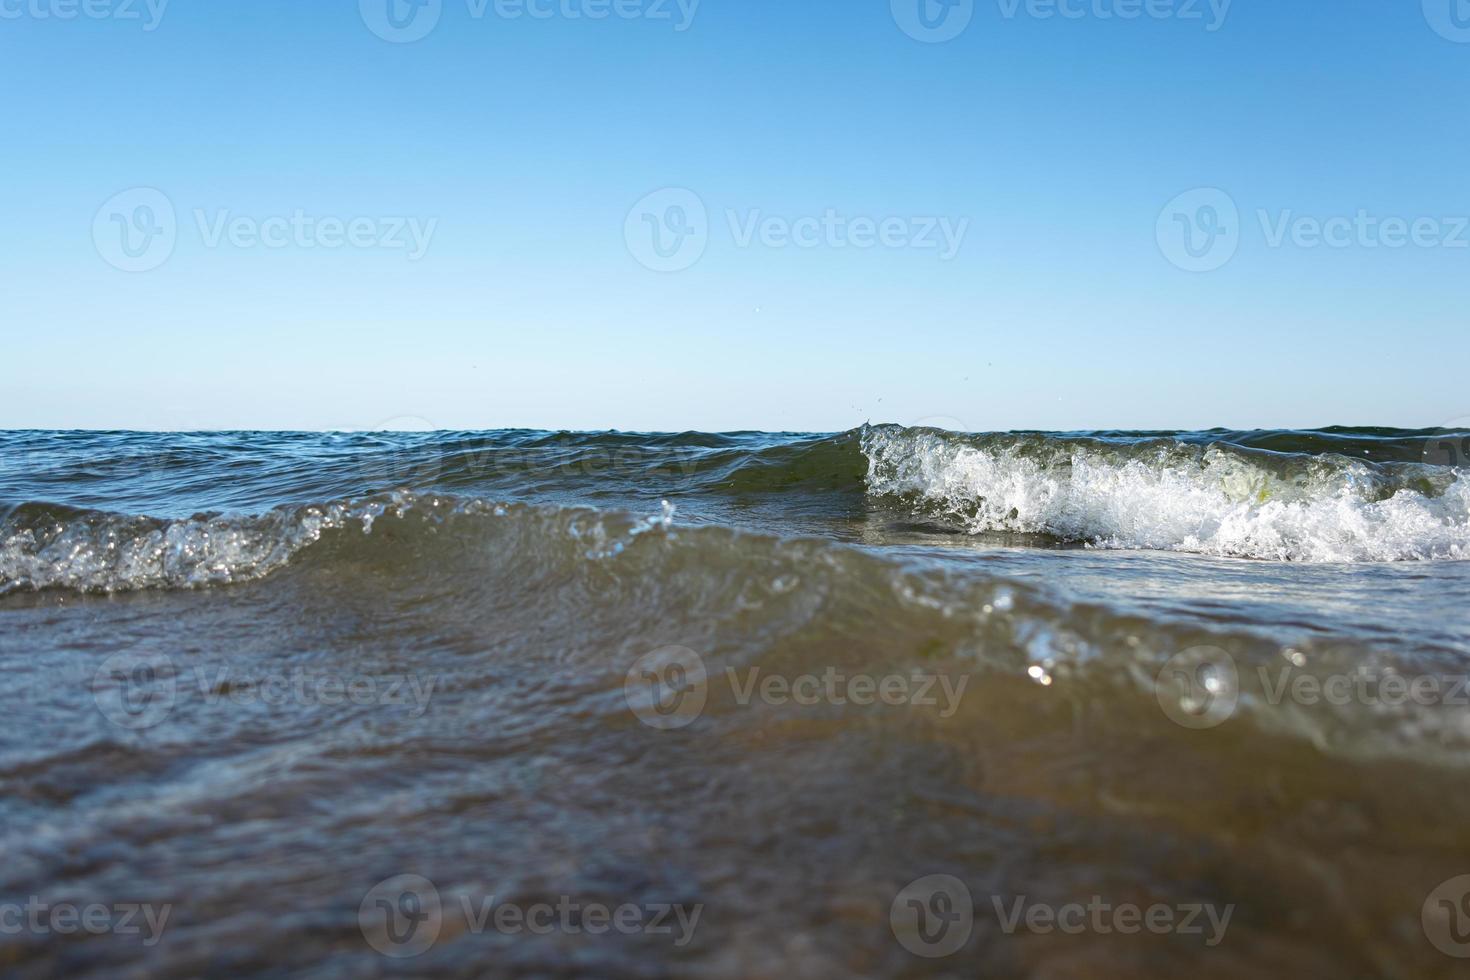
[[862, 425, 1470, 562]]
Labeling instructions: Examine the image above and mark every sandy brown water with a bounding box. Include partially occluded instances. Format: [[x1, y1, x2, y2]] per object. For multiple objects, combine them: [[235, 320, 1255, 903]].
[[2, 428, 1469, 977]]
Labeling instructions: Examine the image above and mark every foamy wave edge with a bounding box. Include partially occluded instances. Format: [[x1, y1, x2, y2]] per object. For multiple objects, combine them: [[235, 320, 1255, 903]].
[[0, 494, 676, 595], [862, 425, 1470, 562]]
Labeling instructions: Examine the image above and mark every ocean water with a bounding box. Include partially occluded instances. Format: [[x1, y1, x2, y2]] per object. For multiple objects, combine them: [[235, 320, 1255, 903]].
[[2, 425, 1470, 977]]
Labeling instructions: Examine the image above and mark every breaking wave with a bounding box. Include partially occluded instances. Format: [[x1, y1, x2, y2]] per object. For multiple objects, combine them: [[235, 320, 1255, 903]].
[[2, 423, 1466, 599], [861, 424, 1470, 562], [4, 488, 1467, 767], [0, 494, 676, 595]]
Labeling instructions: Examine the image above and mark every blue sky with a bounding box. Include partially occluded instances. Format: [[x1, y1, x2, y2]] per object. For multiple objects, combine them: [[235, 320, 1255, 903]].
[[2, 0, 1467, 432]]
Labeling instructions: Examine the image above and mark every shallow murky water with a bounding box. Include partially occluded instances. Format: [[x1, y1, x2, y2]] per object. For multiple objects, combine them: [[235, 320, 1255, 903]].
[[2, 427, 1469, 977]]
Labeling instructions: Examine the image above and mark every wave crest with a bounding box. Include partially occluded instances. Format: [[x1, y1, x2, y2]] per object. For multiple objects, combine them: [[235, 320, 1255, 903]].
[[861, 425, 1470, 561]]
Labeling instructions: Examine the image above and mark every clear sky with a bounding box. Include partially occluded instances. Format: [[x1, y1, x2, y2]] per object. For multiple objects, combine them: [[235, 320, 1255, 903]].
[[2, 0, 1467, 432]]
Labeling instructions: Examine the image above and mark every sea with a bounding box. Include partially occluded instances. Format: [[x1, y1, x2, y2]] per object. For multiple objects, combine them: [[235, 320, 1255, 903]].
[[2, 424, 1469, 978]]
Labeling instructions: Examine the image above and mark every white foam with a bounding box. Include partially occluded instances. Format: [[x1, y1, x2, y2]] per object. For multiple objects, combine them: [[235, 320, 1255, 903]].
[[0, 495, 682, 594], [862, 427, 1470, 562], [0, 503, 357, 594]]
